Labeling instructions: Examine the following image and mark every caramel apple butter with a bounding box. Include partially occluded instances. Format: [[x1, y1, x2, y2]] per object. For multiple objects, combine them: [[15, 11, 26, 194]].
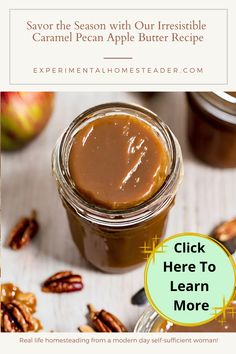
[[151, 302, 236, 332], [227, 92, 236, 98], [69, 115, 169, 210], [52, 103, 183, 273], [187, 92, 236, 168], [135, 303, 236, 332]]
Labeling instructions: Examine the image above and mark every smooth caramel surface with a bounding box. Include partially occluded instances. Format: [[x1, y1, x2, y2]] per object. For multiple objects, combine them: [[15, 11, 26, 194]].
[[69, 115, 169, 209]]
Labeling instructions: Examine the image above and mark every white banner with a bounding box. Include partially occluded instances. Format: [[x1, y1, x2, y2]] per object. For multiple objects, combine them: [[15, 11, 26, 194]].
[[9, 9, 227, 86], [0, 333, 236, 354]]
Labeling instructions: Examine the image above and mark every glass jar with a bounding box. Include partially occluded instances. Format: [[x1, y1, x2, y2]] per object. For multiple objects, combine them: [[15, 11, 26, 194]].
[[134, 303, 236, 332], [134, 306, 158, 332], [187, 92, 236, 168], [52, 102, 183, 273]]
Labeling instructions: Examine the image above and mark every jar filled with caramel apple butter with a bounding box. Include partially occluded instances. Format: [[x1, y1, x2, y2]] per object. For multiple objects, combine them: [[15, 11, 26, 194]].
[[187, 92, 236, 168], [135, 303, 236, 332], [52, 103, 183, 273]]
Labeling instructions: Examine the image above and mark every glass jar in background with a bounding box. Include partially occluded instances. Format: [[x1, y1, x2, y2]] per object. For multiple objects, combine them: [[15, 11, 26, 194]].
[[187, 92, 236, 168], [134, 303, 236, 332], [52, 103, 183, 273]]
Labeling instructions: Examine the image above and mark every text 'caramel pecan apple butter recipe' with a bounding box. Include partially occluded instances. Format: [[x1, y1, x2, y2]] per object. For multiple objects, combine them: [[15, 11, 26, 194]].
[[52, 103, 183, 273]]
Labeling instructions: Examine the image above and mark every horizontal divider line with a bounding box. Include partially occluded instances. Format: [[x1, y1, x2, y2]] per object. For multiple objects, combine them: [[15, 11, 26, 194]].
[[103, 57, 133, 59]]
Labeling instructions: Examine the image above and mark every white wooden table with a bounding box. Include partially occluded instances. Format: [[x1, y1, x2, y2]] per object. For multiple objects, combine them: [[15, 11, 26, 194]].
[[2, 92, 236, 332]]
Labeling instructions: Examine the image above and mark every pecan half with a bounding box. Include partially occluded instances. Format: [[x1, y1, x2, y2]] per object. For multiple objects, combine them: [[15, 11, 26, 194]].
[[1, 300, 41, 332], [8, 210, 39, 250], [42, 271, 83, 293], [213, 217, 236, 254], [1, 302, 21, 332], [1, 283, 42, 332], [88, 304, 127, 332]]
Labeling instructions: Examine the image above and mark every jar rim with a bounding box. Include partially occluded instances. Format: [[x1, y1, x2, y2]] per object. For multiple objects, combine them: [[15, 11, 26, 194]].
[[189, 92, 236, 125], [52, 102, 183, 227], [134, 301, 236, 332], [134, 306, 158, 332]]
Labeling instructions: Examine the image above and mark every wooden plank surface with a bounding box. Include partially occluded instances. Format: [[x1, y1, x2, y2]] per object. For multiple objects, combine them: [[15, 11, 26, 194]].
[[2, 92, 236, 332]]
